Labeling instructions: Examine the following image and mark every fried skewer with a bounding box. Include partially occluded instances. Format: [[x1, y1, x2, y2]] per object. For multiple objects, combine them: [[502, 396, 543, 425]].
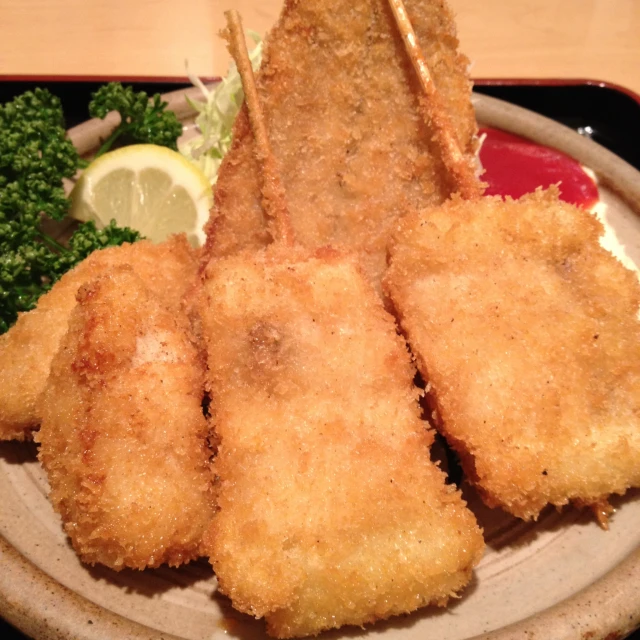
[[224, 10, 294, 247], [0, 236, 197, 441], [384, 190, 640, 522], [386, 0, 482, 199], [203, 0, 481, 291], [38, 265, 216, 570], [383, 4, 640, 524], [198, 11, 483, 638]]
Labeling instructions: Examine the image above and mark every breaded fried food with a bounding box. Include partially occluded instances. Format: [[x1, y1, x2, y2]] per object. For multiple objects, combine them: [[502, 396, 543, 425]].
[[204, 0, 481, 289], [37, 267, 214, 570], [199, 245, 484, 638], [384, 189, 640, 521], [200, 18, 482, 634], [0, 235, 197, 441]]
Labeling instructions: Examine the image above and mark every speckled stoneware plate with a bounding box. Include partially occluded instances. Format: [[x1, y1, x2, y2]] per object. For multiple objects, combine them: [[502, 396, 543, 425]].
[[1, 87, 640, 640]]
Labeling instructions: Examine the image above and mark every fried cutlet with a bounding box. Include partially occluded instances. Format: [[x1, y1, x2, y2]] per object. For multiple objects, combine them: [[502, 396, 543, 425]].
[[204, 0, 481, 290], [37, 267, 215, 570], [384, 189, 640, 520], [199, 244, 484, 638], [196, 14, 483, 636], [0, 235, 197, 441]]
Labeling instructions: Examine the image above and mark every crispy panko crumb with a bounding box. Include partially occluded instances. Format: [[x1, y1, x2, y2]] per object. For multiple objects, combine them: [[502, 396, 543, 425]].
[[37, 267, 215, 570], [199, 245, 484, 638], [384, 189, 640, 520], [0, 235, 198, 441], [204, 0, 479, 291]]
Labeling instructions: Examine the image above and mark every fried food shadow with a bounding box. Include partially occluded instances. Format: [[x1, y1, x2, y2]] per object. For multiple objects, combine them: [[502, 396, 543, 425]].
[[0, 440, 39, 465], [84, 556, 215, 598], [462, 483, 640, 552]]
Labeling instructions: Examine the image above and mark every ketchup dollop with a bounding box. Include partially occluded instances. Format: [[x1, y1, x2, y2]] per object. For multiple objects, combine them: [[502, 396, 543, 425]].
[[478, 127, 599, 209]]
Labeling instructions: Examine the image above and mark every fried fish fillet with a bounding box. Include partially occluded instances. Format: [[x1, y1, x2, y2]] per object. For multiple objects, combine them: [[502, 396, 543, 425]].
[[37, 267, 214, 570], [0, 235, 197, 441], [384, 189, 640, 520], [204, 0, 481, 289], [198, 244, 483, 638]]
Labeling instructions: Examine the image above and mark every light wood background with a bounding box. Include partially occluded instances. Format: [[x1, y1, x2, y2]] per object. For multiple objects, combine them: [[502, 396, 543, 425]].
[[0, 0, 638, 95]]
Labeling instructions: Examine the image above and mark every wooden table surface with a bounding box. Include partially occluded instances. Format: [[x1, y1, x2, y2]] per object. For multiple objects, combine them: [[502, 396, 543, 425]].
[[0, 0, 639, 96]]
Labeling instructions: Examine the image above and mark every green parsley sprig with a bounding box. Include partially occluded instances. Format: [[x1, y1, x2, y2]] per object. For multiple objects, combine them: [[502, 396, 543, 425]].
[[89, 83, 183, 158], [0, 86, 176, 333]]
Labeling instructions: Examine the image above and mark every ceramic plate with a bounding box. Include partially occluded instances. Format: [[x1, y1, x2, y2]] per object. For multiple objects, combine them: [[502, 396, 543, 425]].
[[1, 87, 640, 640]]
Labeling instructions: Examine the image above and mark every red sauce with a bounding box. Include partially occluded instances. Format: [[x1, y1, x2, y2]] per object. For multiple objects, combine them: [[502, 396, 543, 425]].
[[478, 127, 599, 209]]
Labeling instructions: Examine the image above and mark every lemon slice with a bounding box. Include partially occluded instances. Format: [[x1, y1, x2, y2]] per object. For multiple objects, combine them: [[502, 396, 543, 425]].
[[70, 144, 213, 247]]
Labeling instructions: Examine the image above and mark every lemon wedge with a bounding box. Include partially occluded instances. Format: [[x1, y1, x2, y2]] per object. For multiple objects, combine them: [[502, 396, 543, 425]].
[[70, 144, 213, 247]]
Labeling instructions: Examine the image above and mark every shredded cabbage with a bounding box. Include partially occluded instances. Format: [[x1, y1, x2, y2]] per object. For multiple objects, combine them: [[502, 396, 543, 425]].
[[180, 32, 263, 185]]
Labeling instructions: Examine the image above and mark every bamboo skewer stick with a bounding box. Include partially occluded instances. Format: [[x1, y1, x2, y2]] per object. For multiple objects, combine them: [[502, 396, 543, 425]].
[[224, 10, 295, 246], [386, 0, 482, 199]]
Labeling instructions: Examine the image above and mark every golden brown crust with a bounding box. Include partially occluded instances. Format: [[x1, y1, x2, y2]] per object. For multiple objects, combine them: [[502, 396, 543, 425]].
[[37, 267, 215, 570], [224, 10, 295, 247], [203, 0, 478, 291], [386, 0, 483, 199], [384, 189, 640, 520], [199, 244, 484, 637], [0, 236, 198, 441]]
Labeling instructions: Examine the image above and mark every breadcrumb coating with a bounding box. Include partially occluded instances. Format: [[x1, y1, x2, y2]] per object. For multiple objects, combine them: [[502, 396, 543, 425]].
[[0, 236, 198, 441], [204, 0, 479, 290], [199, 245, 483, 638], [384, 189, 640, 520], [37, 267, 214, 570]]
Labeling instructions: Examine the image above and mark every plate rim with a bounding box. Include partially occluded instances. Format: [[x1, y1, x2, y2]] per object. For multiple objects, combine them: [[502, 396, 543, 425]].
[[1, 88, 640, 640]]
